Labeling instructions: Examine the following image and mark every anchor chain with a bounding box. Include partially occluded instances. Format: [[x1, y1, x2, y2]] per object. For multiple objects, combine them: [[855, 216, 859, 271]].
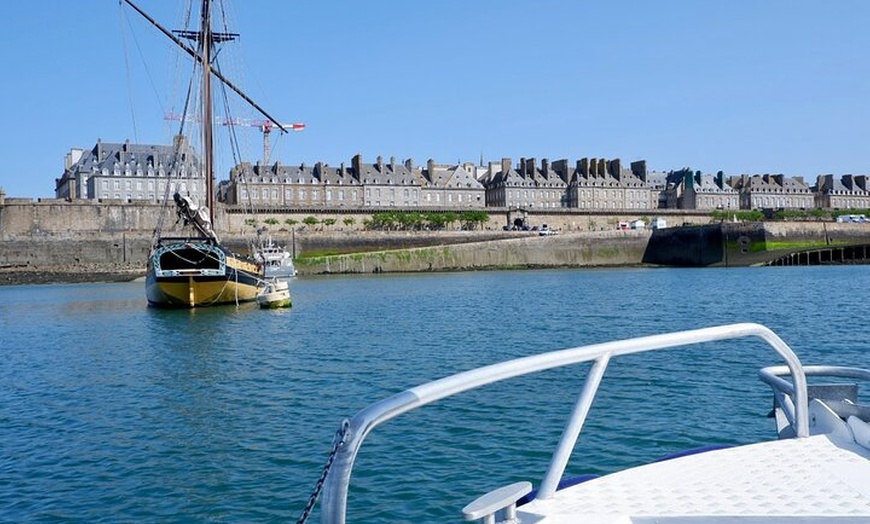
[[296, 419, 351, 524]]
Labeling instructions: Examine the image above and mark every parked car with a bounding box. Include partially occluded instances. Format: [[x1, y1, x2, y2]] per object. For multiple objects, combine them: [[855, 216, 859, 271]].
[[836, 214, 868, 223]]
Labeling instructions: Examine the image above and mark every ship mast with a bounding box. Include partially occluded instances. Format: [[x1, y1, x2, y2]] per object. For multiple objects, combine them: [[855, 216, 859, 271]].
[[120, 0, 291, 228], [200, 0, 215, 224]]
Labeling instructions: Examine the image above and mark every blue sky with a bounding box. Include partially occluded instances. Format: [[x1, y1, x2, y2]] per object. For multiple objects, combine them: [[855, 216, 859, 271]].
[[1, 0, 868, 197]]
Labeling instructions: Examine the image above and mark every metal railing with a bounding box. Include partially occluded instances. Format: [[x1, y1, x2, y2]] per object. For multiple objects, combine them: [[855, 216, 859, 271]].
[[320, 323, 810, 524], [759, 364, 870, 428]]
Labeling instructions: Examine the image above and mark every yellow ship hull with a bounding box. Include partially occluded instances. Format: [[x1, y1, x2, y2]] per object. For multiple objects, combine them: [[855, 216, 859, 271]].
[[145, 239, 264, 308]]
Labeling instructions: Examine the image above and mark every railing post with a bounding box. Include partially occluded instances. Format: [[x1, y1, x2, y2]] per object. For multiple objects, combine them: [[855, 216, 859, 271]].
[[537, 354, 610, 500]]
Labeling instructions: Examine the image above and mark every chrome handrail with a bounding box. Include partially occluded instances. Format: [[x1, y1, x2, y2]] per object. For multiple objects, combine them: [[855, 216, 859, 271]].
[[759, 365, 870, 429], [320, 323, 809, 524]]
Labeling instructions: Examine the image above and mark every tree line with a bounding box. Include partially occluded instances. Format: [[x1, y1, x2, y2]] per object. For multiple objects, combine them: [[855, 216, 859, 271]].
[[245, 210, 490, 231]]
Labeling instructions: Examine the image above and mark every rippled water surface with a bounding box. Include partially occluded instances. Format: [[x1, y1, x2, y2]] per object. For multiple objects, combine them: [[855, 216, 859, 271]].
[[1, 266, 868, 522]]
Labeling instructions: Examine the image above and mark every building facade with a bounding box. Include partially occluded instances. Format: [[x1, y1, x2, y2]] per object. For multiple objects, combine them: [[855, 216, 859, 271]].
[[729, 174, 814, 210], [815, 174, 870, 209], [53, 139, 870, 214], [55, 137, 203, 203], [420, 160, 486, 208]]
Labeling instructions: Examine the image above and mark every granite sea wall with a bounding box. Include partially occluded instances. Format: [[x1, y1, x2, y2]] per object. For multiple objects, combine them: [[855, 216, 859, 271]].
[[3, 198, 870, 283]]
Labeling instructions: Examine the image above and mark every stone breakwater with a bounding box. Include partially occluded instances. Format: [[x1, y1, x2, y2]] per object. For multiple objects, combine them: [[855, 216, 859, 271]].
[[2, 221, 869, 285], [0, 262, 144, 286], [0, 230, 651, 285]]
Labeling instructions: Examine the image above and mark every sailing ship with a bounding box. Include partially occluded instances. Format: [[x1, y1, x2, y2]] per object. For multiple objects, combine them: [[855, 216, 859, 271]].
[[123, 0, 290, 308]]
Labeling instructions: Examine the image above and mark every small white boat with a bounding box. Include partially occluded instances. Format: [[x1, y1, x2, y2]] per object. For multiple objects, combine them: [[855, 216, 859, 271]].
[[312, 323, 870, 523], [257, 279, 291, 309], [255, 237, 297, 281]]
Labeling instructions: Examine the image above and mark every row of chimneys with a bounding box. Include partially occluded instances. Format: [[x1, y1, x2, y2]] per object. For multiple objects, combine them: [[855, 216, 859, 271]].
[[247, 154, 647, 182], [495, 157, 633, 180]]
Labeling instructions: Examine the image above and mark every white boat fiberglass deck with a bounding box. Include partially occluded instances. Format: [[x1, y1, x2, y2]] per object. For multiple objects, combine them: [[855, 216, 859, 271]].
[[316, 323, 870, 524], [518, 433, 870, 523]]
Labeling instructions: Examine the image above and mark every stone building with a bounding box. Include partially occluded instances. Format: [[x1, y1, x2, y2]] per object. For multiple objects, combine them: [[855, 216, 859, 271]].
[[520, 158, 569, 209], [729, 174, 814, 209], [357, 155, 421, 207], [484, 158, 530, 208], [683, 171, 739, 210], [564, 158, 653, 210], [420, 160, 485, 208], [815, 174, 870, 209], [225, 161, 321, 207], [318, 162, 364, 208], [55, 137, 203, 203]]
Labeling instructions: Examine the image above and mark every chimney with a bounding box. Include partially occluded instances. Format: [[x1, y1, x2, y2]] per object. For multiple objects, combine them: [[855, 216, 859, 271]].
[[376, 155, 384, 173], [340, 162, 347, 177], [352, 154, 362, 175], [631, 160, 647, 181], [390, 156, 396, 171], [501, 157, 511, 175], [427, 158, 435, 178], [609, 159, 622, 180], [525, 157, 536, 177], [404, 158, 414, 171]]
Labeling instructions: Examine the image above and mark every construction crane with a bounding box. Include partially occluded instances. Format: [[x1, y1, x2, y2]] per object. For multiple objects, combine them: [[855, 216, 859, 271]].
[[164, 113, 305, 165], [223, 118, 305, 166]]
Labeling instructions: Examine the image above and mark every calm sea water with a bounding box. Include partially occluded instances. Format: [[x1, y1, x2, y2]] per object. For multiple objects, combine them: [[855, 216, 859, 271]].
[[1, 266, 868, 523]]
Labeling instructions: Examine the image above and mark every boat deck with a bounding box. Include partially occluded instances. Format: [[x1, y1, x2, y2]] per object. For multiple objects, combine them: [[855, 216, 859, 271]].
[[518, 433, 870, 523]]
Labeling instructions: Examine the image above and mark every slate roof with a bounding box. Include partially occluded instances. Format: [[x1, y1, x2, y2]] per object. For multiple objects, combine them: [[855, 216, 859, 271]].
[[695, 174, 737, 193], [357, 156, 419, 186], [425, 164, 485, 189], [489, 167, 526, 187], [62, 138, 199, 182], [318, 164, 361, 185]]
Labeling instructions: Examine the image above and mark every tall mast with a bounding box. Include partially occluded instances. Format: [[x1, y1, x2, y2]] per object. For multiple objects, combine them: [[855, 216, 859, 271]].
[[201, 0, 215, 225]]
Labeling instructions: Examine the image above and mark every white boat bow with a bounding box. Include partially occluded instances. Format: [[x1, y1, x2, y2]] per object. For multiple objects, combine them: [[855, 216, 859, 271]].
[[315, 323, 870, 523]]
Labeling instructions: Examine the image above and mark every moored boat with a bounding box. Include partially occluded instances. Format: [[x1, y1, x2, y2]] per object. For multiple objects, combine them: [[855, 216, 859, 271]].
[[123, 0, 290, 308], [257, 279, 292, 309], [308, 323, 870, 523], [254, 236, 297, 281]]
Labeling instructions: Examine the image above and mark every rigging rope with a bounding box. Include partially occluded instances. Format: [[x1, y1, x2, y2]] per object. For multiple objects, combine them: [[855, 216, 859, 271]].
[[118, 5, 139, 145]]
